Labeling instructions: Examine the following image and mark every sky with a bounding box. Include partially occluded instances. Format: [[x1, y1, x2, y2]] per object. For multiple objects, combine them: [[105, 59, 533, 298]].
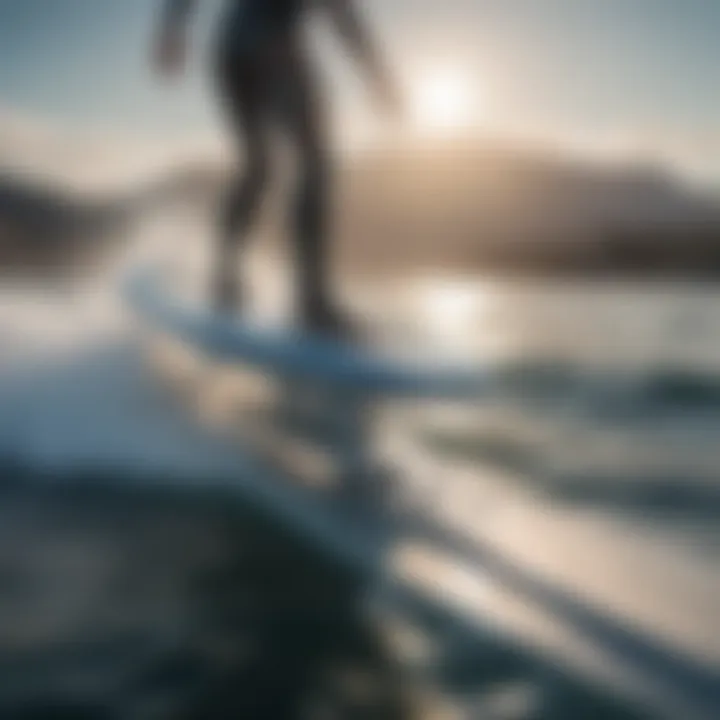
[[0, 0, 716, 181]]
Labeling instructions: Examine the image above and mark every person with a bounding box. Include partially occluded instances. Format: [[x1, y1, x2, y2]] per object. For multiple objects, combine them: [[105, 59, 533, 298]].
[[153, 0, 402, 339]]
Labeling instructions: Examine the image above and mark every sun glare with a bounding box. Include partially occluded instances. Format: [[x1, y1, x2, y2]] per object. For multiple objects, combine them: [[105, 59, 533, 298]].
[[411, 68, 482, 134]]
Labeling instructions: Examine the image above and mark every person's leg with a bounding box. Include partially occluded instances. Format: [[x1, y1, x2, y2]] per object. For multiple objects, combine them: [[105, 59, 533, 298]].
[[212, 54, 270, 313], [272, 49, 350, 336]]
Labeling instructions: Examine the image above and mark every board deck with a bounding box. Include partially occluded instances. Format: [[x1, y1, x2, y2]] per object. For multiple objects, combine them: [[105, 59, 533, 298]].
[[123, 268, 489, 399]]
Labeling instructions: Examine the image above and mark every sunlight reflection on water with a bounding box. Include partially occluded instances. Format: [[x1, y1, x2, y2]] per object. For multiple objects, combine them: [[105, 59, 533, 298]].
[[2, 240, 720, 553]]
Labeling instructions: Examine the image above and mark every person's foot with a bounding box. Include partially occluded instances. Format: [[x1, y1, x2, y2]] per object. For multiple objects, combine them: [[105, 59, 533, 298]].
[[211, 270, 242, 316], [302, 301, 362, 344]]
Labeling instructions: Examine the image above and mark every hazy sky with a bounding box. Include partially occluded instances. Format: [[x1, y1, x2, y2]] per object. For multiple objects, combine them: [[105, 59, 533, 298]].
[[0, 0, 715, 178]]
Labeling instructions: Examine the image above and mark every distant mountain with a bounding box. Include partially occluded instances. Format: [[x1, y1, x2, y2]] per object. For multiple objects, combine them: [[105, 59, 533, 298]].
[[335, 139, 720, 273], [0, 110, 218, 278], [0, 166, 214, 278], [1, 133, 719, 278], [0, 173, 124, 276], [328, 139, 720, 275]]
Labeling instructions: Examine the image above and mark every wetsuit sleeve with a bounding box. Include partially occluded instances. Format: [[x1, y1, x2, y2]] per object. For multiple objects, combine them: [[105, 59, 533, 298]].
[[319, 0, 381, 75]]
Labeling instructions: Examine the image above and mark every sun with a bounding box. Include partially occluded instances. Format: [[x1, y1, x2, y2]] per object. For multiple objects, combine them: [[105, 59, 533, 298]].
[[411, 67, 482, 134]]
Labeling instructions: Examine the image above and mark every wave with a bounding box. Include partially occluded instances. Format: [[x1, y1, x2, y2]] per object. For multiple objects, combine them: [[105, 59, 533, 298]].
[[492, 361, 720, 414]]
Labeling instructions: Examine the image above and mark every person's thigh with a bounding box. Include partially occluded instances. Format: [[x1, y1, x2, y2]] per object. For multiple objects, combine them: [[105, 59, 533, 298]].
[[214, 50, 268, 163], [269, 46, 329, 168]]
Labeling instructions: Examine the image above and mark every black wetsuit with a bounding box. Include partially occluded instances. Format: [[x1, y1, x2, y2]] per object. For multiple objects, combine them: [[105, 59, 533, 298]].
[[166, 0, 336, 327], [220, 0, 304, 48], [169, 0, 304, 44]]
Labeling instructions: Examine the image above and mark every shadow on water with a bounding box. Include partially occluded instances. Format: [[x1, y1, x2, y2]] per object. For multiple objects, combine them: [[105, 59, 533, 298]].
[[403, 511, 720, 719], [1, 343, 715, 718], [494, 362, 720, 419], [0, 475, 662, 720], [0, 479, 411, 720], [421, 428, 720, 524], [551, 474, 720, 521]]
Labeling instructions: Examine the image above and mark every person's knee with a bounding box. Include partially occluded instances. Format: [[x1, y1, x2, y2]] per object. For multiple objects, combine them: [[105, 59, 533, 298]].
[[303, 146, 330, 186], [231, 150, 269, 206], [244, 149, 270, 196], [220, 157, 269, 238], [297, 151, 330, 213]]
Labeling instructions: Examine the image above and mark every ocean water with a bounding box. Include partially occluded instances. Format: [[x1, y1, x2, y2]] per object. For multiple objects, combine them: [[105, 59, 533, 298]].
[[6, 260, 720, 522], [405, 277, 720, 549], [1, 244, 719, 718]]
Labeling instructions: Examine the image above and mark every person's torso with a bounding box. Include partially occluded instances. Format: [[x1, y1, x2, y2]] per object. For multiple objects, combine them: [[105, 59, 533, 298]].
[[220, 0, 306, 51]]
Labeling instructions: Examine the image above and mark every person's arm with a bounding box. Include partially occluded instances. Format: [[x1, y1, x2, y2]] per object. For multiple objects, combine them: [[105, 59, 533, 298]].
[[153, 0, 198, 77], [319, 0, 401, 114]]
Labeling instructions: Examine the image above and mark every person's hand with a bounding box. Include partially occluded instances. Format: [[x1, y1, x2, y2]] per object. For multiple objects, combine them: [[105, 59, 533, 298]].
[[153, 25, 187, 79], [372, 71, 404, 119]]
